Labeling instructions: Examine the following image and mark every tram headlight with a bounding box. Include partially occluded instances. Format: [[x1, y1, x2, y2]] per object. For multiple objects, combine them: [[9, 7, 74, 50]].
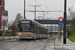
[[30, 33, 31, 34], [19, 33, 21, 35]]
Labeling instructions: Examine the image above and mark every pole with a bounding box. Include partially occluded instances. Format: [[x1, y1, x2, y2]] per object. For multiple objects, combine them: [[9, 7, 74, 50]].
[[63, 0, 67, 44], [24, 0, 25, 19], [60, 26, 61, 41], [55, 24, 56, 35], [29, 5, 40, 20], [39, 14, 46, 25], [43, 14, 44, 26], [58, 25, 60, 41], [3, 20, 5, 39], [47, 19, 48, 28], [35, 6, 36, 20]]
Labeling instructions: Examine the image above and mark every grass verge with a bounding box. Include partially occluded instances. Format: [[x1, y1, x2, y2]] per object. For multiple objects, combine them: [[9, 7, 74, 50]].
[[0, 39, 11, 41], [67, 35, 75, 42]]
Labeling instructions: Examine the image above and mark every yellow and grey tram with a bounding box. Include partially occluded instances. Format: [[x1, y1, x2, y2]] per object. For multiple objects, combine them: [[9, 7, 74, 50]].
[[18, 19, 48, 39]]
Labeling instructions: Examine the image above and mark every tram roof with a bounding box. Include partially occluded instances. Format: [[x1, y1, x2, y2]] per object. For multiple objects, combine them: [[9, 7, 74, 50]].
[[20, 19, 48, 30]]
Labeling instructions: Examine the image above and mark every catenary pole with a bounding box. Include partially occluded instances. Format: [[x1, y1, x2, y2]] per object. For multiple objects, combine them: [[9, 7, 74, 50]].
[[29, 5, 40, 20], [35, 6, 36, 20], [39, 14, 47, 25], [63, 0, 67, 44], [24, 0, 25, 19]]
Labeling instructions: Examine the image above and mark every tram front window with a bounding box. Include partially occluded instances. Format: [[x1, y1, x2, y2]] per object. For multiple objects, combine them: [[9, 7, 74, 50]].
[[20, 23, 30, 32]]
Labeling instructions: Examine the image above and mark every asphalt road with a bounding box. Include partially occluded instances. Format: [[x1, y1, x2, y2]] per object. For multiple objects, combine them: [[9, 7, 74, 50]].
[[0, 36, 69, 50]]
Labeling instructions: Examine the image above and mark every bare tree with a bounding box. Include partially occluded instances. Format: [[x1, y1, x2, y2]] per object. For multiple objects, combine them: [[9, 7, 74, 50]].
[[8, 13, 23, 36], [68, 7, 75, 26], [13, 13, 22, 27]]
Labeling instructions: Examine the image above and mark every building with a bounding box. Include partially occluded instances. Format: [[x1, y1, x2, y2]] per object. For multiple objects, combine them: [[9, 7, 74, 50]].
[[0, 0, 8, 34]]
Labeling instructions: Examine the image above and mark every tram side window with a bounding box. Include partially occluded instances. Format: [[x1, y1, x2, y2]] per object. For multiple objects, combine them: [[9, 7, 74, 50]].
[[32, 24, 34, 32], [42, 28, 43, 34], [32, 24, 34, 29], [47, 30, 48, 34], [41, 28, 42, 34], [43, 29, 45, 34], [34, 25, 36, 33], [44, 29, 45, 34], [37, 27, 40, 34], [45, 29, 46, 34], [39, 27, 40, 34], [36, 25, 37, 33], [37, 26, 38, 33], [44, 29, 46, 34], [46, 30, 47, 34], [42, 29, 43, 34]]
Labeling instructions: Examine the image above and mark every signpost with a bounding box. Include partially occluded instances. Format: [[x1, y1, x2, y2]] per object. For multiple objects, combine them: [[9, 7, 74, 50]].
[[3, 19, 5, 39], [58, 17, 64, 41]]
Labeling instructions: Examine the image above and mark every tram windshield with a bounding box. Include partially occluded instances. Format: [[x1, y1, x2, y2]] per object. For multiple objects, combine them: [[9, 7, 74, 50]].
[[20, 23, 30, 32]]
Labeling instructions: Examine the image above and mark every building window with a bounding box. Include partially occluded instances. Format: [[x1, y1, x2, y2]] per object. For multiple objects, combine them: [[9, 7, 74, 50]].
[[0, 0, 1, 5], [6, 19, 8, 27], [3, 2, 4, 6], [5, 20, 7, 27], [6, 13, 8, 16], [2, 20, 3, 26]]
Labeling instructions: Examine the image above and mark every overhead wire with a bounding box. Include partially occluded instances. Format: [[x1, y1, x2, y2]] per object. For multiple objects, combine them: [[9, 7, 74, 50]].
[[45, 5, 62, 11], [44, 0, 49, 18], [26, 0, 62, 12], [26, 1, 33, 10], [44, 0, 48, 13], [35, 0, 43, 11], [44, 0, 59, 11]]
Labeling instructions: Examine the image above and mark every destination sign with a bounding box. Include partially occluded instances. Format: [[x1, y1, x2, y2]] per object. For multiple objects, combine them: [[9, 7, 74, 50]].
[[21, 21, 30, 23]]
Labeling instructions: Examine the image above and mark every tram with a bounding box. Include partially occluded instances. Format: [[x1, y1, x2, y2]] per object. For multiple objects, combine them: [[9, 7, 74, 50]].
[[18, 19, 48, 40]]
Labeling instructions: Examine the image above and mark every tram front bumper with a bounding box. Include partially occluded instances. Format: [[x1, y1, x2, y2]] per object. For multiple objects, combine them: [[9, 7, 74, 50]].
[[19, 35, 33, 39]]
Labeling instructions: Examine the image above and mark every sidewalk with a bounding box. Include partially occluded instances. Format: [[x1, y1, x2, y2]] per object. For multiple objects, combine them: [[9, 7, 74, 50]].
[[0, 36, 19, 39], [54, 36, 75, 50]]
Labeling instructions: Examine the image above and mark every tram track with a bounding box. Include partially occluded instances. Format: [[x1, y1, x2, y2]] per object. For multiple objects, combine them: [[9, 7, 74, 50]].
[[0, 36, 58, 50], [42, 39, 55, 50], [25, 40, 36, 50], [42, 39, 49, 50]]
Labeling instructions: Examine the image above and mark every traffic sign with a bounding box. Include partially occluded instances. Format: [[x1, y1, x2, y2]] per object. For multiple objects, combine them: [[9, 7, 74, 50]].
[[58, 17, 64, 22], [58, 22, 63, 25]]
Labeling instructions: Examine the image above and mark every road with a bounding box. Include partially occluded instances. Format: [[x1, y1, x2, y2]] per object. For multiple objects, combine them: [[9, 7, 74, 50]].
[[0, 36, 69, 50]]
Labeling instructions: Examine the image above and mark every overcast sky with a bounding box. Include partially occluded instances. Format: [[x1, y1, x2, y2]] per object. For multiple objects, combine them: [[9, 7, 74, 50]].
[[5, 0, 75, 22]]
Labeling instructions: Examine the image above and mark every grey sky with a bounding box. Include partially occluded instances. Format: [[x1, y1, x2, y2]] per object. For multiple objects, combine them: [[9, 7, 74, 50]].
[[5, 0, 75, 22]]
